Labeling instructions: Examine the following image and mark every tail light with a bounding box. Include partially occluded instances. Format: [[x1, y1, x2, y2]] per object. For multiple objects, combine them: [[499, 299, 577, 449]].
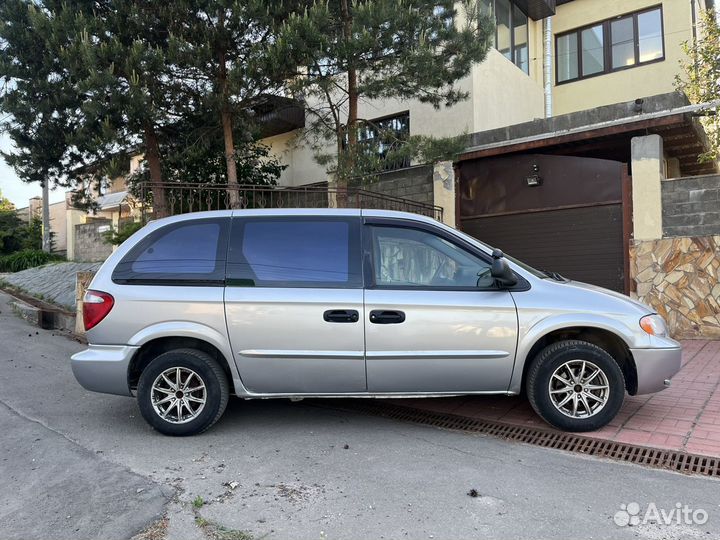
[[83, 290, 115, 331]]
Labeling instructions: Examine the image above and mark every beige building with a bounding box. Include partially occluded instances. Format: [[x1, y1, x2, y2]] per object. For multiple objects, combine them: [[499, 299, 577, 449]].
[[260, 0, 715, 185]]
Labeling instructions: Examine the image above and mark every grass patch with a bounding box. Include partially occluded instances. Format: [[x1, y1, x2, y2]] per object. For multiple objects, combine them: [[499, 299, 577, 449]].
[[195, 516, 253, 540], [192, 495, 205, 508]]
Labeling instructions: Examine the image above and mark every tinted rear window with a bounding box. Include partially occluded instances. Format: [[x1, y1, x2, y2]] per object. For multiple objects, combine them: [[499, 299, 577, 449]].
[[227, 217, 361, 288], [112, 218, 229, 284]]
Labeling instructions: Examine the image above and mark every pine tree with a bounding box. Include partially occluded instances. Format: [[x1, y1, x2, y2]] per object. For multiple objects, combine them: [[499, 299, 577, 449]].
[[271, 0, 494, 186], [62, 1, 184, 217], [165, 0, 298, 207], [0, 1, 78, 199]]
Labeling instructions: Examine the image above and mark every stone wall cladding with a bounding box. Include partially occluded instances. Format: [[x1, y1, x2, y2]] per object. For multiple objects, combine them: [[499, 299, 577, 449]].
[[74, 220, 113, 262], [364, 165, 434, 205], [631, 236, 720, 339], [662, 175, 720, 237]]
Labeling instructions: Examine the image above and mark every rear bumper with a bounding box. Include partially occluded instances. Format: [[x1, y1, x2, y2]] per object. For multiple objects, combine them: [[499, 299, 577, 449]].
[[630, 347, 682, 395], [70, 345, 138, 397]]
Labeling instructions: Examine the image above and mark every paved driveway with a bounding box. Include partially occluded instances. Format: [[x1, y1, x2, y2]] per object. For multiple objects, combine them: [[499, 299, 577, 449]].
[[391, 340, 720, 457], [1, 290, 719, 540]]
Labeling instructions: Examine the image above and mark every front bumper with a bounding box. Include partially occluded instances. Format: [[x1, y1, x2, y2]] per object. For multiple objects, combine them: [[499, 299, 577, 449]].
[[630, 346, 682, 395], [70, 345, 138, 397]]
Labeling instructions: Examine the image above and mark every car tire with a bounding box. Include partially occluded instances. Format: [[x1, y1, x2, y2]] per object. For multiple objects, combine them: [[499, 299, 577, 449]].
[[526, 340, 625, 432], [137, 348, 229, 436]]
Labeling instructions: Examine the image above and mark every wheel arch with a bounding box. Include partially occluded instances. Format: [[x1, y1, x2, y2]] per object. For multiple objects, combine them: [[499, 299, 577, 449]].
[[127, 330, 238, 395], [514, 326, 638, 396]]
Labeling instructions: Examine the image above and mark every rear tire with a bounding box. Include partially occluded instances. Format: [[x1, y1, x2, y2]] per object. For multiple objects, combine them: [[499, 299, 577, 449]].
[[137, 348, 229, 436], [526, 340, 625, 432]]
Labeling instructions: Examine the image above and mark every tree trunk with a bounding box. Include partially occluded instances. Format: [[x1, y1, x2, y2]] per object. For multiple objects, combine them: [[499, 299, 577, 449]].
[[218, 9, 240, 209], [41, 180, 51, 253], [338, 0, 356, 208], [144, 123, 168, 218], [221, 105, 239, 208]]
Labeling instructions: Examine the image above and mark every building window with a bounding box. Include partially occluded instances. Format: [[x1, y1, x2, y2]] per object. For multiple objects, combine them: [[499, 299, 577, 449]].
[[556, 5, 664, 84], [356, 112, 411, 171], [482, 0, 530, 74]]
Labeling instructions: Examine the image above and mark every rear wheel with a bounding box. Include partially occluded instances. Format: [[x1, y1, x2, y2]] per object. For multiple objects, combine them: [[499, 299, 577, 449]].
[[526, 340, 625, 432], [137, 348, 229, 436]]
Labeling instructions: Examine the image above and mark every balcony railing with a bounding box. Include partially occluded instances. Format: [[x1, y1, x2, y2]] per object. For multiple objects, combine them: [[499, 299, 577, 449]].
[[136, 182, 443, 223]]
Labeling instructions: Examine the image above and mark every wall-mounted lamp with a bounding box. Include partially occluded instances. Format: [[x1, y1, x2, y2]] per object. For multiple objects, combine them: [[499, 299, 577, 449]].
[[526, 164, 542, 187]]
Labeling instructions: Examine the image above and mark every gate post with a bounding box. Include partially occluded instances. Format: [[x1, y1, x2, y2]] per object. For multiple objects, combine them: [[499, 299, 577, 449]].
[[630, 135, 664, 241]]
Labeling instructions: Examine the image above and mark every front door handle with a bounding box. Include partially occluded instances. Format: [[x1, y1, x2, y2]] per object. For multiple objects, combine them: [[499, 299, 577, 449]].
[[369, 310, 406, 324], [323, 309, 360, 323]]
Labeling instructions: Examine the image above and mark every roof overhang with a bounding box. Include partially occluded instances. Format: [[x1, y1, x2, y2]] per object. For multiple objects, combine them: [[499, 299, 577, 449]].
[[458, 93, 719, 176], [95, 190, 129, 210], [516, 0, 556, 20]]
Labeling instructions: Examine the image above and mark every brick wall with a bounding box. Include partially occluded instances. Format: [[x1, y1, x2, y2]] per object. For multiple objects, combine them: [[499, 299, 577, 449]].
[[662, 174, 720, 237], [363, 165, 434, 205], [74, 220, 113, 262]]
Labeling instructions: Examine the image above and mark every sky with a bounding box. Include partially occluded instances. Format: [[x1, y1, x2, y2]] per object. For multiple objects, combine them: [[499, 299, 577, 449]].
[[0, 133, 67, 208]]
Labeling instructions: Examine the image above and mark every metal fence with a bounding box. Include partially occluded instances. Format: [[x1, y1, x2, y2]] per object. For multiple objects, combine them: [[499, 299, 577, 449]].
[[137, 182, 443, 222]]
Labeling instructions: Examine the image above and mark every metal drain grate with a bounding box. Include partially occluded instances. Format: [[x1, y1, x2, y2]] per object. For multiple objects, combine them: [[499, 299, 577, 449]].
[[318, 400, 720, 478]]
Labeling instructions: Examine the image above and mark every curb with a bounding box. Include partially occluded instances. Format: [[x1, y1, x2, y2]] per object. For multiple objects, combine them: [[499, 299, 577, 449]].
[[1, 285, 83, 341]]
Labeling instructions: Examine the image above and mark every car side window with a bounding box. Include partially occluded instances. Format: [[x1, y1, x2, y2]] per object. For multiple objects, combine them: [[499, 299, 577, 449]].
[[227, 217, 362, 288], [370, 226, 495, 289], [112, 218, 229, 284]]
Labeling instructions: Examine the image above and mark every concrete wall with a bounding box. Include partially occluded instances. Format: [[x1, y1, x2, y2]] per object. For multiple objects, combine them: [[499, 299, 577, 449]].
[[74, 220, 113, 262], [552, 0, 694, 115], [662, 174, 720, 238]]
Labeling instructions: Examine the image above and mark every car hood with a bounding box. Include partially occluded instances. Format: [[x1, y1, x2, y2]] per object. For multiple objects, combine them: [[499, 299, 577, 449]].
[[554, 279, 653, 315]]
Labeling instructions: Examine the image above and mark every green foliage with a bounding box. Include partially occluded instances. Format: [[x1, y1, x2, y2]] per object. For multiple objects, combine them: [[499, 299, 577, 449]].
[[0, 249, 64, 272], [0, 191, 15, 212], [192, 496, 205, 509], [271, 0, 493, 183], [0, 212, 45, 255], [677, 9, 720, 163], [102, 221, 144, 246]]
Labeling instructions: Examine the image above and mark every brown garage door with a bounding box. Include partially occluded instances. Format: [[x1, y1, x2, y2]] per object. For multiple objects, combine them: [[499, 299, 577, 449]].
[[459, 154, 626, 292]]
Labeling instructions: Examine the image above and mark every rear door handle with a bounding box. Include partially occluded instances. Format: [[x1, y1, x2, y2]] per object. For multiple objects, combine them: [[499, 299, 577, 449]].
[[323, 309, 360, 323], [369, 310, 406, 324]]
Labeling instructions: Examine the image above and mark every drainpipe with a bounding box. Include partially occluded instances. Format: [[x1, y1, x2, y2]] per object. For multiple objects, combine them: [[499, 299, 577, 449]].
[[543, 16, 553, 118]]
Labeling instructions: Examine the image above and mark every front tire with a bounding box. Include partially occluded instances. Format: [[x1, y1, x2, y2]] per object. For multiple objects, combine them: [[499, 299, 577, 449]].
[[527, 340, 625, 432], [137, 348, 229, 436]]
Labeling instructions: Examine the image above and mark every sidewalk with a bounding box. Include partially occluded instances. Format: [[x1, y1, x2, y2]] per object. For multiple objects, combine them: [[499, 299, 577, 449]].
[[391, 340, 720, 458]]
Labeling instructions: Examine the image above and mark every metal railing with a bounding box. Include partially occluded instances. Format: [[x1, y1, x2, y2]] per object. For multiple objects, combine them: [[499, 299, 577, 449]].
[[136, 182, 443, 222]]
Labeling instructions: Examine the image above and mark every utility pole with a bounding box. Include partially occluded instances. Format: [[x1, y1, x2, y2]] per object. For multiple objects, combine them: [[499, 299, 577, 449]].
[[41, 180, 51, 253]]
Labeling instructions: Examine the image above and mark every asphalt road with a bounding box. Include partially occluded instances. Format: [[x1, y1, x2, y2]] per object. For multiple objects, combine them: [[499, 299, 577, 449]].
[[0, 290, 718, 540]]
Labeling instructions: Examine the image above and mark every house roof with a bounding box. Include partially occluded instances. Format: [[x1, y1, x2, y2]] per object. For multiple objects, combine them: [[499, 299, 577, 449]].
[[96, 190, 129, 210]]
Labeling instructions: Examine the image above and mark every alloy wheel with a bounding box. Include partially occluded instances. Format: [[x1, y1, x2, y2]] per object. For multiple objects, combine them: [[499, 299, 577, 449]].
[[548, 360, 610, 419], [150, 367, 207, 424]]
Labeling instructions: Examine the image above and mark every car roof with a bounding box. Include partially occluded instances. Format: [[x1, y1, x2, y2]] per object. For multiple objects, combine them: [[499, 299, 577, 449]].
[[146, 208, 439, 226]]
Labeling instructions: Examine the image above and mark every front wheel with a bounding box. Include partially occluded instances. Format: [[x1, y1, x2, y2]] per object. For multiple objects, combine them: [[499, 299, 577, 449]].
[[526, 340, 625, 432], [137, 348, 229, 436]]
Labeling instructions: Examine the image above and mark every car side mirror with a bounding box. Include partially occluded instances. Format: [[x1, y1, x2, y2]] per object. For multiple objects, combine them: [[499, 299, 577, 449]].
[[490, 249, 518, 288]]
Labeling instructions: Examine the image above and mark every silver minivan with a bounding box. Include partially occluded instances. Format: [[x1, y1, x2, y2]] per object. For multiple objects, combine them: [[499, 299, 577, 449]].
[[71, 209, 681, 436]]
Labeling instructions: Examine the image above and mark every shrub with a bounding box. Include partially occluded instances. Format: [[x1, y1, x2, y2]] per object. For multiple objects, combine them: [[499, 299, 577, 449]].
[[0, 249, 64, 272], [102, 221, 144, 246]]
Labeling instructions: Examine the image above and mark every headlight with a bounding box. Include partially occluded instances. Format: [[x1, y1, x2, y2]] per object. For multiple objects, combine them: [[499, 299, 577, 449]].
[[640, 314, 668, 337]]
